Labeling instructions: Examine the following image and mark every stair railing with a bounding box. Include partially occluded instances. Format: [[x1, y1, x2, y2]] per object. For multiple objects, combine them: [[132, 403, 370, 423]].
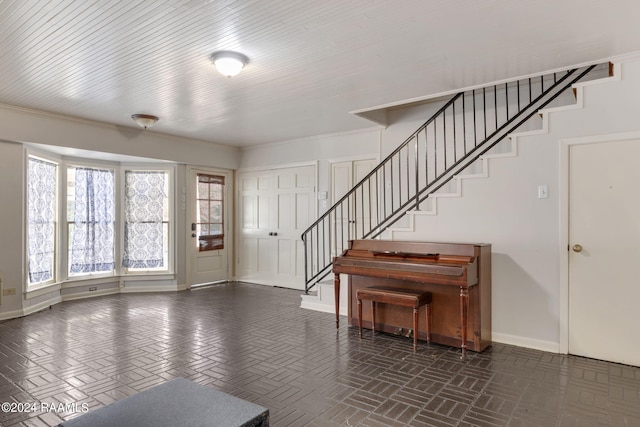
[[302, 64, 600, 293]]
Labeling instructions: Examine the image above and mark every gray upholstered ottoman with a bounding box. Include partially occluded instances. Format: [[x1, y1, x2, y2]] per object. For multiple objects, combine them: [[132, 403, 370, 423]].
[[58, 378, 269, 427]]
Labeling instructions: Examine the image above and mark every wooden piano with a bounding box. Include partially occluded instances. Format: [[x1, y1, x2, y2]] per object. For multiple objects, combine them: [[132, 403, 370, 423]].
[[332, 240, 491, 354]]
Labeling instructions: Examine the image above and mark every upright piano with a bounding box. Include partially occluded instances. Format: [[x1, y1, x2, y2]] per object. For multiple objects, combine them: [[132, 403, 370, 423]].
[[333, 240, 491, 353]]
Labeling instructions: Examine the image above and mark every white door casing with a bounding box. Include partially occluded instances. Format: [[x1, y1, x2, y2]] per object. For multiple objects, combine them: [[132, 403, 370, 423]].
[[567, 138, 640, 366]]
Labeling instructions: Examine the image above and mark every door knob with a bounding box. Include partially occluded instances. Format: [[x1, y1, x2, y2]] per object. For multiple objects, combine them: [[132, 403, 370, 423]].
[[572, 244, 583, 253]]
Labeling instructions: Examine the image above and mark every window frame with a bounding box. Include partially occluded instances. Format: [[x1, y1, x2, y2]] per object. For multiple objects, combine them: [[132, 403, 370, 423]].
[[120, 165, 175, 275], [196, 173, 225, 252], [65, 161, 118, 280], [25, 151, 61, 290]]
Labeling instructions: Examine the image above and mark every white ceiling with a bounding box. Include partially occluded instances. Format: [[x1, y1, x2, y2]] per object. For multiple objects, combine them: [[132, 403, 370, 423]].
[[1, 0, 640, 148]]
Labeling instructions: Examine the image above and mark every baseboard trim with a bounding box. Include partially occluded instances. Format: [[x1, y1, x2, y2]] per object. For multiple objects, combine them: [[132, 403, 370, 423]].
[[300, 297, 347, 316], [491, 332, 560, 354], [120, 284, 183, 293], [1, 283, 192, 321], [0, 296, 64, 321], [62, 288, 120, 301], [236, 279, 305, 291]]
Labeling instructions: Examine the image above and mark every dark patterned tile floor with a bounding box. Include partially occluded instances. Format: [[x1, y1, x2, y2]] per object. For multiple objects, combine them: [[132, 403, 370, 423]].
[[0, 282, 639, 426]]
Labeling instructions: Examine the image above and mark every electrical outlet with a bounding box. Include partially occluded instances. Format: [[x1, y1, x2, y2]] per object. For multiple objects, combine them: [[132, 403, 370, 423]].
[[3, 288, 17, 296]]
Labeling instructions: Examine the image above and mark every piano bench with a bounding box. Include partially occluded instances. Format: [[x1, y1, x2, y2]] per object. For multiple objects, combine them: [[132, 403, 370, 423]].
[[356, 286, 432, 351]]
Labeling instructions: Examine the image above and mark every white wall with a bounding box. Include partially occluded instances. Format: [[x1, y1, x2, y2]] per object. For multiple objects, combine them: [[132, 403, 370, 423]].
[[246, 58, 640, 354], [390, 58, 640, 351], [0, 104, 240, 169], [240, 129, 382, 215], [0, 142, 25, 314]]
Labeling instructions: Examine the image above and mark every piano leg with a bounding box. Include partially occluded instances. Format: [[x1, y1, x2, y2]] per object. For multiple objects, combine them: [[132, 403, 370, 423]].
[[413, 307, 419, 352], [357, 298, 363, 338], [460, 286, 469, 358], [334, 273, 340, 329], [371, 302, 376, 334], [426, 302, 432, 344]]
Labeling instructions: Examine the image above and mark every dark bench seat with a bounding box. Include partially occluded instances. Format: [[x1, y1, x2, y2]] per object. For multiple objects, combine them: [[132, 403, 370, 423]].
[[58, 378, 269, 427]]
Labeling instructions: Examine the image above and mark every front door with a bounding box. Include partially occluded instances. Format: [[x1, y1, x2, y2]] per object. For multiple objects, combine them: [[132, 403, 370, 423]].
[[568, 139, 640, 366], [188, 167, 230, 286]]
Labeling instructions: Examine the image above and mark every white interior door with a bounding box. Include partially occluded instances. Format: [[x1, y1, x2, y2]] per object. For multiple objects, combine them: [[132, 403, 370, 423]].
[[330, 158, 376, 257], [568, 139, 640, 366], [273, 166, 315, 288], [238, 170, 275, 283], [330, 161, 354, 257], [238, 165, 315, 289], [187, 168, 230, 286]]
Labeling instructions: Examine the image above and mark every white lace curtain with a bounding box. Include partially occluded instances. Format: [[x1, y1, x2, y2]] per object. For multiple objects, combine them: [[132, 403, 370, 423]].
[[27, 158, 57, 284], [69, 167, 115, 274], [123, 171, 166, 269]]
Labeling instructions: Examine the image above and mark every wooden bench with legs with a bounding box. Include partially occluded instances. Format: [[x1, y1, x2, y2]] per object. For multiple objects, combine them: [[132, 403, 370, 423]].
[[356, 285, 432, 351]]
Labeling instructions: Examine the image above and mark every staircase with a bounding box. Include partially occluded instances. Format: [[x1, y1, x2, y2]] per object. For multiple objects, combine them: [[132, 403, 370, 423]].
[[301, 63, 609, 296]]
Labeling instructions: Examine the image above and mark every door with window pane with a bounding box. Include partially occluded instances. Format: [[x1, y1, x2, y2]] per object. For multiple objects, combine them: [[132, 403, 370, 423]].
[[188, 168, 229, 285]]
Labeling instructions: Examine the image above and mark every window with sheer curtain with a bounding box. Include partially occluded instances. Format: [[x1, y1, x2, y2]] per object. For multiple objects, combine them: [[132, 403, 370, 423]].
[[67, 166, 115, 276], [122, 170, 170, 271], [27, 157, 58, 286]]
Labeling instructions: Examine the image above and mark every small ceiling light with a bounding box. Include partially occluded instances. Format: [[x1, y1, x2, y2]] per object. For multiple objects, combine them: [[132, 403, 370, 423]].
[[131, 114, 159, 130], [210, 51, 249, 78]]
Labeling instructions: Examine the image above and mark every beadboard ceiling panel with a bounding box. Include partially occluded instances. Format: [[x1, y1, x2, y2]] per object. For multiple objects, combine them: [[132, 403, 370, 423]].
[[0, 0, 639, 147]]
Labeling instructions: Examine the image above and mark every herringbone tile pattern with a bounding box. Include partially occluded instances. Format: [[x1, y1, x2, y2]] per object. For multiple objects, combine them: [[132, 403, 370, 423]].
[[0, 282, 639, 426]]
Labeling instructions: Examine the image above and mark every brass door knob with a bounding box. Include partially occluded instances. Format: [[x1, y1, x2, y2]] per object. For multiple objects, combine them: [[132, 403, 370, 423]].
[[572, 244, 583, 253]]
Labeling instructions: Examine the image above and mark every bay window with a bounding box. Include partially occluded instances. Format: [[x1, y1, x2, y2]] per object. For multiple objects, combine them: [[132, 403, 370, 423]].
[[26, 155, 174, 288]]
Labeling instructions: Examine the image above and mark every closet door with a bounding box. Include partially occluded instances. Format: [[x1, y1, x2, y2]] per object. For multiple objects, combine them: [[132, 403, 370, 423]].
[[568, 139, 640, 366], [330, 158, 376, 257], [238, 165, 315, 289]]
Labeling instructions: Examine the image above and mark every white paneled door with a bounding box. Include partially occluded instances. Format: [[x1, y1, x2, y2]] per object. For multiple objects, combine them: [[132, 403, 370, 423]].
[[238, 165, 315, 290], [188, 168, 230, 286], [330, 159, 377, 257], [568, 139, 640, 366]]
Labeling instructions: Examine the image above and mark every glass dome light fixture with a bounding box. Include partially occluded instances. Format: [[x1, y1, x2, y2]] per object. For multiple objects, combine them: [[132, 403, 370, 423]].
[[210, 51, 249, 78], [131, 114, 159, 130]]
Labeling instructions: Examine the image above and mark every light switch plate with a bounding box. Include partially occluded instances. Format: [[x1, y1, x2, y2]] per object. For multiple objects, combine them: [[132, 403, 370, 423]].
[[538, 185, 548, 199]]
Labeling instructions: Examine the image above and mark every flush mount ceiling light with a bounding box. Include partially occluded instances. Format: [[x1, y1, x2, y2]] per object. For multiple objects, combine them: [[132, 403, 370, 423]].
[[210, 50, 249, 77], [131, 114, 159, 130]]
